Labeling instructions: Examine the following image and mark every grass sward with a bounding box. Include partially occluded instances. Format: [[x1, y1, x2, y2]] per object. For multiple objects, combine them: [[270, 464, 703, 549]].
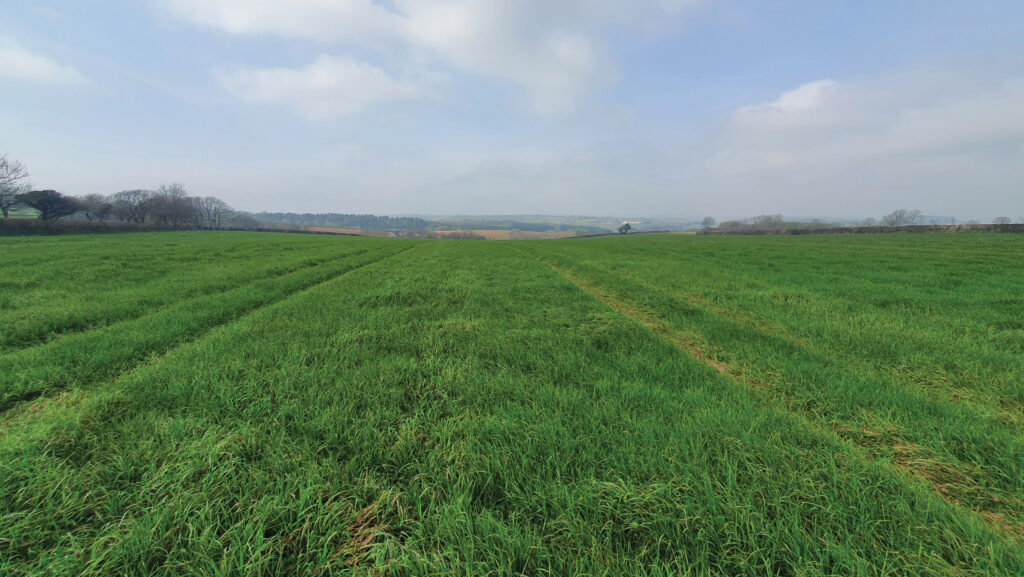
[[0, 241, 407, 412], [1, 232, 1022, 575], [0, 232, 391, 353], [523, 234, 1024, 536]]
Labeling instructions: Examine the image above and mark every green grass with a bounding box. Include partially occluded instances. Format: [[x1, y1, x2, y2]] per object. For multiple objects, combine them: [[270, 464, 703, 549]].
[[1, 231, 1022, 575], [0, 232, 391, 352], [520, 235, 1024, 526]]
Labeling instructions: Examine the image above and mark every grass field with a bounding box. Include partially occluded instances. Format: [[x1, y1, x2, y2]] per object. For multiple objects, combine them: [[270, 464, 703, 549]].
[[1, 231, 1022, 576]]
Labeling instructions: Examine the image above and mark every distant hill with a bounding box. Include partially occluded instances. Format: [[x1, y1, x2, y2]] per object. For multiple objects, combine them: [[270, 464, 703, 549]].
[[250, 212, 613, 234], [434, 218, 609, 234], [251, 213, 433, 231], [430, 214, 693, 232]]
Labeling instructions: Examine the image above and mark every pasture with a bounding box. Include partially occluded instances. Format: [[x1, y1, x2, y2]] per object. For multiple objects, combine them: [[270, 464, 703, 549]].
[[1, 231, 1022, 575]]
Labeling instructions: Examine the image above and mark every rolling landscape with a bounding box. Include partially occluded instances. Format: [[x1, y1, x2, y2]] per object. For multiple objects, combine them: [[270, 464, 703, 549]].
[[2, 231, 1022, 575]]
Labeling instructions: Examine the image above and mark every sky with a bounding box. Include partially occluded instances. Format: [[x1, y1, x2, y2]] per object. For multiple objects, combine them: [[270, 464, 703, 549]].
[[1, 1, 1022, 221]]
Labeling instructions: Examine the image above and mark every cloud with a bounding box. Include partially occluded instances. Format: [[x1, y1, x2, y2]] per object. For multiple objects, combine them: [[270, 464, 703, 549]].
[[396, 2, 611, 116], [157, 0, 397, 44], [0, 41, 86, 85], [219, 55, 421, 120], [407, 68, 1024, 218], [710, 76, 1024, 175], [699, 71, 1024, 217], [732, 80, 838, 129], [159, 0, 705, 116]]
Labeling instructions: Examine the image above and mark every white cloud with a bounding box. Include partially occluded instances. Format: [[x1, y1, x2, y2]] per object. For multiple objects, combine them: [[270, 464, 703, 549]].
[[159, 0, 704, 116], [0, 41, 86, 85], [700, 72, 1024, 217], [882, 82, 1024, 154], [219, 55, 421, 120], [157, 0, 397, 44], [209, 67, 1022, 217], [733, 80, 838, 128], [396, 2, 620, 116], [710, 76, 1024, 175]]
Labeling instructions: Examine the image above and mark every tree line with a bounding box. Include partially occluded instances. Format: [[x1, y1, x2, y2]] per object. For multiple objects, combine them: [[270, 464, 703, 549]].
[[0, 154, 246, 230], [701, 210, 1022, 231]]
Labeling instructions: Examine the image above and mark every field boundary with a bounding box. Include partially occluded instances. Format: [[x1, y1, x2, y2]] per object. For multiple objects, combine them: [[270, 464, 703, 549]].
[[699, 223, 1024, 235]]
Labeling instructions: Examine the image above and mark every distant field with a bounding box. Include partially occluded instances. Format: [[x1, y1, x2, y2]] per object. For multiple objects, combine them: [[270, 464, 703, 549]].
[[277, 227, 580, 239], [304, 226, 386, 236], [431, 229, 579, 240], [1, 231, 1022, 575], [302, 227, 582, 239]]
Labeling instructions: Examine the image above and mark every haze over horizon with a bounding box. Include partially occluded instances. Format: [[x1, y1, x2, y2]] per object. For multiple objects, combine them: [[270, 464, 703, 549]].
[[2, 1, 1022, 221]]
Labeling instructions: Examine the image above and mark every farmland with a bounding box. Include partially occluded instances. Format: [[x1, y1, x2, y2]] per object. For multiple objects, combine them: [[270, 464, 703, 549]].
[[1, 231, 1022, 576]]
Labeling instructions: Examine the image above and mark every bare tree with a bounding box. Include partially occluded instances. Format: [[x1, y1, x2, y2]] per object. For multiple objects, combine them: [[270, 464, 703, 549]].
[[993, 217, 1011, 225], [192, 196, 232, 230], [881, 210, 904, 226], [17, 190, 82, 223], [149, 183, 196, 226], [701, 217, 716, 230], [78, 194, 113, 221], [751, 214, 785, 228], [0, 154, 31, 218], [881, 209, 922, 227], [158, 182, 188, 198], [110, 189, 153, 223], [860, 217, 877, 226]]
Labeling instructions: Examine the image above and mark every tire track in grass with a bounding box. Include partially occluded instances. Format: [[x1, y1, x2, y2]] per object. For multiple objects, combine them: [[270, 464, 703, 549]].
[[605, 262, 1024, 430], [0, 244, 417, 452], [537, 257, 1024, 541], [599, 256, 1024, 426], [0, 246, 409, 416], [0, 253, 333, 356], [0, 247, 374, 357], [571, 257, 1024, 440], [0, 245, 404, 414], [0, 248, 357, 360]]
